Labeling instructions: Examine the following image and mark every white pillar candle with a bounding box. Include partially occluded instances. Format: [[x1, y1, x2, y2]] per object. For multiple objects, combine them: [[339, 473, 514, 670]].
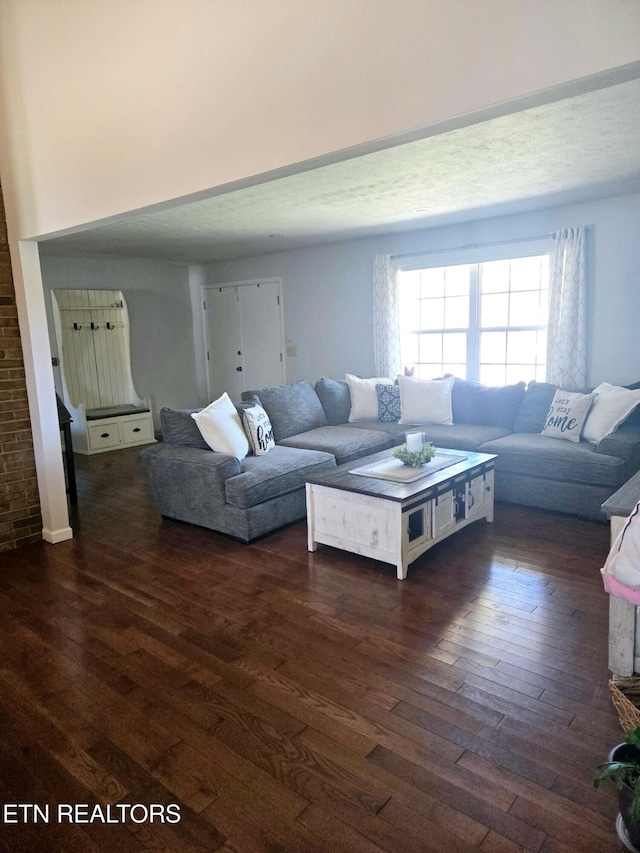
[[406, 432, 423, 453]]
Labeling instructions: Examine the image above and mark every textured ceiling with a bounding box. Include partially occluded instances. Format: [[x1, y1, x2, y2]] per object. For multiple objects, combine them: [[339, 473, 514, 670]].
[[39, 78, 640, 264]]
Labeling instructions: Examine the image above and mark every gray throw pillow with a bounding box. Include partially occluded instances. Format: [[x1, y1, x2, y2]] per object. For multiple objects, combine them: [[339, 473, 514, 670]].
[[450, 376, 526, 429], [315, 377, 351, 425], [242, 380, 328, 441], [161, 399, 258, 449], [513, 381, 559, 433]]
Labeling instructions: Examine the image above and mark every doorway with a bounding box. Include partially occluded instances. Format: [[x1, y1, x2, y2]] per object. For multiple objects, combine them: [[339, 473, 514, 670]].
[[202, 279, 285, 400]]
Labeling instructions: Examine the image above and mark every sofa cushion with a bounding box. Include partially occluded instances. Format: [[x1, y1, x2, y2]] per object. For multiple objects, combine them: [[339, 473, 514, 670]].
[[512, 381, 558, 433], [242, 380, 327, 442], [225, 445, 336, 509], [540, 389, 594, 443], [478, 432, 625, 488], [315, 377, 351, 425], [191, 393, 250, 460], [582, 382, 640, 444], [376, 383, 401, 422], [338, 419, 408, 438], [398, 374, 454, 425], [346, 374, 394, 421], [278, 425, 394, 465], [241, 403, 275, 455], [161, 401, 257, 449], [450, 376, 526, 429], [413, 423, 512, 452], [161, 407, 210, 449], [624, 381, 640, 425]]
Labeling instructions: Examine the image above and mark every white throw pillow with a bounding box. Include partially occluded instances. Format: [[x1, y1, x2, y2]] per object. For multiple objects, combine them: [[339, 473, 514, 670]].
[[242, 404, 275, 455], [540, 389, 594, 442], [397, 374, 454, 425], [346, 374, 393, 421], [582, 382, 640, 444], [191, 393, 249, 460]]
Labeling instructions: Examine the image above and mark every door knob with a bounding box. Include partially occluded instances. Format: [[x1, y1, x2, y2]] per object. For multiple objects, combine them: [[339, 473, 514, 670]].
[[236, 366, 243, 372]]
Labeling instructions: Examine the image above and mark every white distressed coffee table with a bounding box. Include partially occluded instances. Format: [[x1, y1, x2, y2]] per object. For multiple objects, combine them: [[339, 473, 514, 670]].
[[305, 448, 496, 579]]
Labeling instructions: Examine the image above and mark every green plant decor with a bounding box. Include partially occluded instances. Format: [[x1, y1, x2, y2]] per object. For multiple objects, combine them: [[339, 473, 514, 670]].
[[392, 441, 437, 468], [594, 726, 640, 824]]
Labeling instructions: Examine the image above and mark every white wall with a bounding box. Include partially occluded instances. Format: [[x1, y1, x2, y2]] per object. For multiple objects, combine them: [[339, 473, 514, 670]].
[[204, 191, 640, 389], [2, 1, 640, 241], [40, 256, 200, 421]]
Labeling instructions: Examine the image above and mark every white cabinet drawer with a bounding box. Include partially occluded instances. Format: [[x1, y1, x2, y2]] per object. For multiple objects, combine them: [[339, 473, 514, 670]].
[[432, 490, 455, 537], [466, 475, 485, 517], [122, 414, 154, 445], [88, 420, 122, 451]]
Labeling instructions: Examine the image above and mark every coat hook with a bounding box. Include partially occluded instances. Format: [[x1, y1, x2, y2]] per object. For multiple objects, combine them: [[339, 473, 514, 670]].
[[106, 322, 114, 330], [91, 322, 99, 330], [73, 322, 82, 330]]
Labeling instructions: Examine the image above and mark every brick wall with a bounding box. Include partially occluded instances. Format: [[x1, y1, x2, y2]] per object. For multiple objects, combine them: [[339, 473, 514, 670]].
[[0, 182, 42, 551]]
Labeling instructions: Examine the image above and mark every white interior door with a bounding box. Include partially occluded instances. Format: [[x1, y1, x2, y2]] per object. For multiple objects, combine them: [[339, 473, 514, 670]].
[[204, 286, 244, 401], [238, 281, 284, 391], [204, 280, 284, 401]]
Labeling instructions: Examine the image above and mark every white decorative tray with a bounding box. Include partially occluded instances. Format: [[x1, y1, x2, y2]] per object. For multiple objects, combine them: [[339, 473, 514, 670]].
[[349, 452, 466, 483]]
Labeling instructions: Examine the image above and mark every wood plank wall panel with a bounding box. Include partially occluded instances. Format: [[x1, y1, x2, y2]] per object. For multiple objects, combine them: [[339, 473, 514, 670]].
[[0, 181, 41, 551], [0, 446, 625, 850]]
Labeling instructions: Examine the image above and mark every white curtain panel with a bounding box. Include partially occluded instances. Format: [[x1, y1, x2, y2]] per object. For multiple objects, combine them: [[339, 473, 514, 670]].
[[546, 226, 587, 389], [372, 254, 401, 377]]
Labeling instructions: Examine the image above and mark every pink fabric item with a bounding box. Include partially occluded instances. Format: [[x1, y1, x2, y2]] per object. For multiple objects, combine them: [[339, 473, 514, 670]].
[[601, 567, 640, 606]]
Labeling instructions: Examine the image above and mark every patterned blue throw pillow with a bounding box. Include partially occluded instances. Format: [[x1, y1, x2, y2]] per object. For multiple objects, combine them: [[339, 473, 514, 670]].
[[376, 383, 401, 422]]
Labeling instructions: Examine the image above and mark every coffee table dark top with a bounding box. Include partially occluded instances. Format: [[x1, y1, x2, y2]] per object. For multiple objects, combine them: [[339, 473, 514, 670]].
[[305, 448, 496, 503]]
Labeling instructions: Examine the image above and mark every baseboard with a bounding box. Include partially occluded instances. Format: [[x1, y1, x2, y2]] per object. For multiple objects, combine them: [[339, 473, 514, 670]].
[[42, 526, 74, 544]]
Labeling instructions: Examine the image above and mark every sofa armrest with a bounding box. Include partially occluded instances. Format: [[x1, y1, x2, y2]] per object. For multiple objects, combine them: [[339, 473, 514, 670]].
[[597, 424, 640, 477], [140, 444, 242, 519]]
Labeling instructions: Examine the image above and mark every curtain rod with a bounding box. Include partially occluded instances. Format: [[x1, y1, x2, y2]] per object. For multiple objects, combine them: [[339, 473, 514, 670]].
[[390, 232, 554, 261]]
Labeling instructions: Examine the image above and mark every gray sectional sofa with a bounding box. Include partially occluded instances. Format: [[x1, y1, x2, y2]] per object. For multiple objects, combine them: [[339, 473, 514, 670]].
[[140, 376, 640, 541]]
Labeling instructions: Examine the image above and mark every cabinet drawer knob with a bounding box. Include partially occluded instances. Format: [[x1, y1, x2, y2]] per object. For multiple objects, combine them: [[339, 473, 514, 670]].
[[100, 432, 110, 438], [132, 427, 141, 433]]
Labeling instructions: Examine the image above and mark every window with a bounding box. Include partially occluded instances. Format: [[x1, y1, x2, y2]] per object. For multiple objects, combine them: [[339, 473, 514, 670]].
[[398, 252, 549, 385]]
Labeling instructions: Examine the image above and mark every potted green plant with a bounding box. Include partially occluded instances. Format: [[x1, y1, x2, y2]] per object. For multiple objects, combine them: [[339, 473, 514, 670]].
[[392, 441, 436, 468], [595, 726, 640, 849]]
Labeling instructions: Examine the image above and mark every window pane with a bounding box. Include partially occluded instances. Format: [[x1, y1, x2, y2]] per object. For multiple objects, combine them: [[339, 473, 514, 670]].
[[401, 332, 419, 366], [509, 291, 543, 327], [533, 363, 546, 382], [510, 256, 543, 291], [481, 293, 509, 328], [398, 249, 549, 388], [481, 259, 510, 293], [444, 264, 470, 296], [443, 363, 466, 380], [444, 296, 469, 329], [480, 331, 506, 363], [421, 297, 444, 330], [443, 332, 466, 363], [507, 330, 538, 363], [505, 364, 530, 385], [400, 269, 421, 299], [416, 364, 442, 380], [421, 267, 445, 297], [480, 365, 507, 386], [418, 333, 442, 363]]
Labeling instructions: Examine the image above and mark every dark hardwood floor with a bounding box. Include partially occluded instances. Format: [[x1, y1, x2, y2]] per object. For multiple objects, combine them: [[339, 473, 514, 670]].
[[0, 446, 628, 851]]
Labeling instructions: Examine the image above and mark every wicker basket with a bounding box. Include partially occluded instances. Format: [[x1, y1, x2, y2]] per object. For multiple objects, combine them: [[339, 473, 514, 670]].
[[610, 677, 640, 733]]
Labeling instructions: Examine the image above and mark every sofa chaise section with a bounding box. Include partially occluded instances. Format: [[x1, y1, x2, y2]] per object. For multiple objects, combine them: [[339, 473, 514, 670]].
[[141, 403, 336, 542]]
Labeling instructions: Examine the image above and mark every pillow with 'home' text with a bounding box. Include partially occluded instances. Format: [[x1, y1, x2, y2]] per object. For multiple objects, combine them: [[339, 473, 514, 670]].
[[540, 389, 594, 442], [241, 404, 275, 455]]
